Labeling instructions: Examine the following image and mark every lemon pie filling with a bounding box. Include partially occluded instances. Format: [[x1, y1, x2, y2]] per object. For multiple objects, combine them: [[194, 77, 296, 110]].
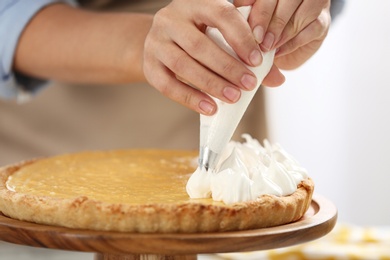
[[6, 150, 204, 205]]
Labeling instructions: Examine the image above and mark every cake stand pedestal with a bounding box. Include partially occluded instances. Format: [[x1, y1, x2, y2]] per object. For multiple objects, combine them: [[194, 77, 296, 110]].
[[0, 194, 337, 260]]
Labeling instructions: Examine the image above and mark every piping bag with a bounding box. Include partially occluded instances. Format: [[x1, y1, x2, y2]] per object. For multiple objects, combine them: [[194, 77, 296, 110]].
[[198, 6, 275, 172]]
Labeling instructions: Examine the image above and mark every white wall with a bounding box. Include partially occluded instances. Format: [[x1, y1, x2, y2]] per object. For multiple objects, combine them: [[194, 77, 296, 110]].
[[265, 0, 390, 225]]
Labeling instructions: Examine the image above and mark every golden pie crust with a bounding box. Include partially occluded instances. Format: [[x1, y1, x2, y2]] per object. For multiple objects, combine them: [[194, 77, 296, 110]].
[[0, 150, 314, 233]]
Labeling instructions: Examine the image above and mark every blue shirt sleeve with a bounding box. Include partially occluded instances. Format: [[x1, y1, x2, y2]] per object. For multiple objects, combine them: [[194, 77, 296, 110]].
[[0, 0, 77, 100]]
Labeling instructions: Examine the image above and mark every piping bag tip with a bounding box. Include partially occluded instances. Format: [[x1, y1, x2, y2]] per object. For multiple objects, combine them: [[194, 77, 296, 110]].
[[198, 146, 219, 171]]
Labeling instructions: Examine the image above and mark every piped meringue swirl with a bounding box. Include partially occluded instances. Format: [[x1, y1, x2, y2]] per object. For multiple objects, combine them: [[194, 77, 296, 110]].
[[186, 134, 308, 204]]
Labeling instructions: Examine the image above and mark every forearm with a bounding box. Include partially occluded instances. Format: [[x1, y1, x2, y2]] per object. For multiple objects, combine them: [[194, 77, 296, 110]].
[[13, 3, 153, 85]]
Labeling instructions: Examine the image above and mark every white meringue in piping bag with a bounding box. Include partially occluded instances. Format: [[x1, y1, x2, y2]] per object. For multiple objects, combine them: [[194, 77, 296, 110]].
[[198, 6, 275, 171]]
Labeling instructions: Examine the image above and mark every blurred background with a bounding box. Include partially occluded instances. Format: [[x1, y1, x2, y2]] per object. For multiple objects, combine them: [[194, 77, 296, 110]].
[[1, 0, 390, 259], [265, 0, 390, 226]]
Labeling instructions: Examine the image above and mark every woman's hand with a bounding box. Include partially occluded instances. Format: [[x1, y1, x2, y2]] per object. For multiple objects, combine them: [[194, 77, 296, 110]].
[[144, 0, 266, 115], [235, 0, 332, 83]]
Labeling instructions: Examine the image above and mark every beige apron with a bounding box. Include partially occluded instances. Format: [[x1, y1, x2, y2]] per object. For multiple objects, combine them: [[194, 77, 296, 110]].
[[0, 0, 267, 166]]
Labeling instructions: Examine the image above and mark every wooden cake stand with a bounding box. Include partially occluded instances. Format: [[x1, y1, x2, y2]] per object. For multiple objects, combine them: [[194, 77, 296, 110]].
[[0, 194, 337, 260]]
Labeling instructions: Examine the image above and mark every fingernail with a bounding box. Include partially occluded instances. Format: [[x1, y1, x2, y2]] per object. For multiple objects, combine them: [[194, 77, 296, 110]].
[[262, 32, 274, 51], [199, 100, 215, 115], [241, 74, 257, 90], [253, 25, 264, 43], [249, 49, 262, 66], [223, 87, 241, 103]]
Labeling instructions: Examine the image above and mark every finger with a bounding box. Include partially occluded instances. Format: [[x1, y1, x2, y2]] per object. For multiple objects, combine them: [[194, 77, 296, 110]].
[[192, 1, 263, 67], [156, 41, 243, 105], [275, 9, 331, 61], [275, 0, 330, 49], [261, 64, 285, 87], [261, 0, 303, 52], [168, 23, 258, 91], [246, 0, 278, 44], [144, 58, 217, 115]]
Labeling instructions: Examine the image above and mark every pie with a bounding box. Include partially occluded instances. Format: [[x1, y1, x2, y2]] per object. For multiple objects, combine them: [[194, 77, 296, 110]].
[[0, 150, 314, 233]]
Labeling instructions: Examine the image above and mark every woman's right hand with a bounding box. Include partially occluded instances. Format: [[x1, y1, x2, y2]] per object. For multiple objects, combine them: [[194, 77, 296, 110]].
[[143, 0, 272, 115]]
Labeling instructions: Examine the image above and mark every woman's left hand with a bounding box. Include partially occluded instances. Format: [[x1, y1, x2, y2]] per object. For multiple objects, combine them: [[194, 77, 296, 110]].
[[235, 0, 332, 85]]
